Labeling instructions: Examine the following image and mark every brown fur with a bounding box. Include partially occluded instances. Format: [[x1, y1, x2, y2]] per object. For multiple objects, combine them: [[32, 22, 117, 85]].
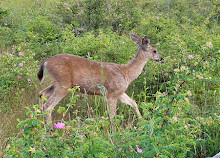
[[38, 33, 163, 123]]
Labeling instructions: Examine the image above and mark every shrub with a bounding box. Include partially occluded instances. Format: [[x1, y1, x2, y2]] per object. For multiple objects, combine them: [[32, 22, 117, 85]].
[[0, 49, 38, 111]]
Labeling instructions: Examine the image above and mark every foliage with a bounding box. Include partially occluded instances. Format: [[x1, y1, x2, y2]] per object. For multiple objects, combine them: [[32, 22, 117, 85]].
[[0, 0, 220, 157], [3, 87, 220, 157], [0, 49, 38, 111]]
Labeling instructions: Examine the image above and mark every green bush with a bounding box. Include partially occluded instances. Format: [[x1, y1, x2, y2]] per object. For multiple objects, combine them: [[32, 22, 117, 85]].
[[0, 0, 219, 157], [0, 49, 38, 111], [3, 87, 219, 157]]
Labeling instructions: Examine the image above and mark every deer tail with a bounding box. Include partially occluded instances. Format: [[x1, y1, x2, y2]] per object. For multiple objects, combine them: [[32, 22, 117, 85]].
[[37, 61, 45, 82]]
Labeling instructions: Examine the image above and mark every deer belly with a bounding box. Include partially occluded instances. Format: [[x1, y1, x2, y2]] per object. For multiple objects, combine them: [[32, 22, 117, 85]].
[[74, 80, 105, 96]]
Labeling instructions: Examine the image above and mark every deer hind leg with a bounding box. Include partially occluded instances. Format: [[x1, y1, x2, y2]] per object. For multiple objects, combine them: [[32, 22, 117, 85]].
[[119, 93, 142, 120], [107, 97, 118, 122], [43, 87, 69, 124], [39, 85, 55, 108]]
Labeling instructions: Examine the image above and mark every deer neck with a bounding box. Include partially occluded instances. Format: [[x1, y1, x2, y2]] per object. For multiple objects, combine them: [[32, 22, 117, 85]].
[[126, 50, 148, 83]]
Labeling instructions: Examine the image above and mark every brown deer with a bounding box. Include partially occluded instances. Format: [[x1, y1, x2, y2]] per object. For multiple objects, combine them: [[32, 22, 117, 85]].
[[38, 33, 163, 124]]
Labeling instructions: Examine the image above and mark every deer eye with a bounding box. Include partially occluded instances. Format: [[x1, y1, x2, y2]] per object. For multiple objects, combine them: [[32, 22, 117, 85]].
[[153, 50, 157, 54]]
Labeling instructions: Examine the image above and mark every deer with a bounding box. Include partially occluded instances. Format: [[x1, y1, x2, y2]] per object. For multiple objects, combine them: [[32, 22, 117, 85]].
[[37, 33, 163, 124]]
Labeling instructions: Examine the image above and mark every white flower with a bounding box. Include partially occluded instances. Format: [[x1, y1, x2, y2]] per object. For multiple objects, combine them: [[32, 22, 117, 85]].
[[206, 42, 212, 48], [188, 54, 194, 59]]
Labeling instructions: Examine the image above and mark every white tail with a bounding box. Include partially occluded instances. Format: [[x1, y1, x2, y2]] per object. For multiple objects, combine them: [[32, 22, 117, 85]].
[[38, 33, 163, 123]]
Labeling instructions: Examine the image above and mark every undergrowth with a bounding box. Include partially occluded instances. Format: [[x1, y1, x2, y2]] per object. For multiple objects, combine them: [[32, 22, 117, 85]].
[[0, 0, 219, 157]]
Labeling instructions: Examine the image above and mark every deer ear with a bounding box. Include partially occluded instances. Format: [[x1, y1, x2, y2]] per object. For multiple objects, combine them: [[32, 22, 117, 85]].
[[130, 33, 142, 45], [142, 36, 150, 45]]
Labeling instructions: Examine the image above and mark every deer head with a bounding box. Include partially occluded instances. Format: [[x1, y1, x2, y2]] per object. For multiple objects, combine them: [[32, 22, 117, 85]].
[[130, 33, 163, 62]]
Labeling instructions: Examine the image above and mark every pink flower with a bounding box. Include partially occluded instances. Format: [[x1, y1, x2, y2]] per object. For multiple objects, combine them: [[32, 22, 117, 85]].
[[54, 122, 65, 129], [27, 78, 31, 82], [157, 43, 160, 46], [188, 54, 194, 59], [137, 147, 142, 153], [18, 76, 21, 79], [116, 2, 118, 5], [12, 51, 15, 54], [18, 52, 22, 56], [156, 17, 159, 19], [19, 63, 23, 67], [165, 73, 168, 77], [183, 120, 185, 124], [30, 114, 33, 118]]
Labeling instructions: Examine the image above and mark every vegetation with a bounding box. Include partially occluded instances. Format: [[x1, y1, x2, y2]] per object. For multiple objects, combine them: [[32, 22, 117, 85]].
[[0, 0, 219, 157]]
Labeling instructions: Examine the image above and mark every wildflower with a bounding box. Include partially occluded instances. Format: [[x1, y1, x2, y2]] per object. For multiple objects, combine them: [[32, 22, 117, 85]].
[[194, 62, 198, 66], [18, 52, 22, 56], [29, 147, 36, 153], [211, 58, 214, 60], [4, 23, 8, 26], [120, 16, 123, 18], [30, 114, 33, 118], [180, 66, 187, 71], [162, 92, 166, 96], [174, 68, 179, 73], [54, 122, 65, 129], [136, 147, 142, 153], [185, 97, 190, 102], [116, 2, 118, 5], [64, 3, 67, 5], [18, 76, 21, 79], [173, 116, 178, 122], [157, 43, 160, 46], [183, 120, 185, 124], [6, 144, 11, 149], [165, 72, 168, 77], [188, 54, 194, 59], [156, 17, 159, 19], [67, 7, 70, 10], [12, 51, 15, 54], [19, 63, 23, 67], [27, 78, 31, 82], [206, 41, 212, 48], [187, 90, 192, 96], [197, 74, 202, 79]]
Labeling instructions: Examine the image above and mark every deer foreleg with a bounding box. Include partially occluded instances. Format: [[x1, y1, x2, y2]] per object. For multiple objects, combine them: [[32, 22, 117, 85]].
[[119, 93, 142, 120]]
